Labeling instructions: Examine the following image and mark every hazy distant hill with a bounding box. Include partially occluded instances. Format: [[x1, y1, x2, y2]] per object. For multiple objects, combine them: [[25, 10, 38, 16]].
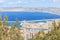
[[0, 7, 60, 15]]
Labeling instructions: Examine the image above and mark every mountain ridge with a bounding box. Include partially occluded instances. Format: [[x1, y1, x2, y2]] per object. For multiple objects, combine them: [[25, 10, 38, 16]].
[[0, 7, 60, 15]]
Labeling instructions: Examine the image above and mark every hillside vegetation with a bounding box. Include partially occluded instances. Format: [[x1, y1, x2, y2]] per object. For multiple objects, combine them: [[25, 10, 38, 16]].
[[0, 15, 24, 40], [0, 15, 60, 40], [30, 20, 60, 40]]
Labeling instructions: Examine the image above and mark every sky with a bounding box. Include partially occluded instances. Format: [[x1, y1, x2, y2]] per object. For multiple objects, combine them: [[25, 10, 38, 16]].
[[0, 0, 60, 8]]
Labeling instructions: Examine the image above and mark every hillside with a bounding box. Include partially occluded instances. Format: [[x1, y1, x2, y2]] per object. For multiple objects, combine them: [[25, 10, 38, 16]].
[[0, 7, 60, 15]]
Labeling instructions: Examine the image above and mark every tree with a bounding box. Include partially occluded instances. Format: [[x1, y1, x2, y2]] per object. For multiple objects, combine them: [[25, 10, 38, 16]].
[[43, 20, 60, 40], [0, 15, 2, 40], [0, 15, 2, 27], [14, 18, 19, 27], [8, 23, 24, 40], [29, 20, 60, 40], [31, 30, 45, 40], [3, 16, 8, 27], [52, 20, 57, 30], [0, 15, 24, 40], [57, 21, 60, 29]]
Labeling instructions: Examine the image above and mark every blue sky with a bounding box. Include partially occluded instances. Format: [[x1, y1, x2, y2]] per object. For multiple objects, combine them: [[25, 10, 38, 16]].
[[0, 0, 60, 8]]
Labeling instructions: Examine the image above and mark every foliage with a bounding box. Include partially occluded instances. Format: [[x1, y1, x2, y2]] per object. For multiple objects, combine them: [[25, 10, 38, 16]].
[[30, 20, 60, 40], [0, 16, 24, 40], [0, 15, 2, 26], [0, 15, 60, 40], [14, 18, 19, 27], [3, 16, 8, 26]]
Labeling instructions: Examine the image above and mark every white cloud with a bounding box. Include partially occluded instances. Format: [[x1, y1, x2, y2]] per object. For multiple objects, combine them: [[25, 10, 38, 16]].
[[5, 1, 23, 7], [53, 0, 57, 2], [52, 0, 60, 3], [42, 0, 45, 2], [8, 1, 23, 5], [17, 1, 22, 3], [16, 0, 28, 4], [6, 0, 28, 7], [0, 0, 28, 7], [0, 0, 4, 3], [8, 2, 14, 5]]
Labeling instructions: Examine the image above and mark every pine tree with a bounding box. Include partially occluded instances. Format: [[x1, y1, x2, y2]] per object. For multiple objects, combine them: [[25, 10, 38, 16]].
[[52, 20, 57, 30], [0, 15, 2, 27], [3, 16, 8, 27], [43, 20, 60, 40], [29, 20, 60, 40], [9, 21, 24, 40], [14, 18, 19, 27], [31, 30, 45, 40]]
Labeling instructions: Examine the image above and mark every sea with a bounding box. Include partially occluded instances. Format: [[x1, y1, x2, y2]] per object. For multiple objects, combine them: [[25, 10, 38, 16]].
[[0, 12, 60, 26]]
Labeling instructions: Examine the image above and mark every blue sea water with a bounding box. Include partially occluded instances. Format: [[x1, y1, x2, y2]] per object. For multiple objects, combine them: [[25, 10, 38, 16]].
[[0, 12, 60, 21], [0, 12, 60, 27]]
